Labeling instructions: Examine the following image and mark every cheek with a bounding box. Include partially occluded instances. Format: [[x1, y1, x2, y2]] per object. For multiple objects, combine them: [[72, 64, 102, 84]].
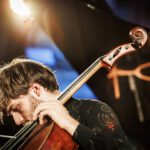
[[20, 107, 30, 119], [28, 97, 39, 111], [20, 101, 33, 115], [21, 95, 39, 115]]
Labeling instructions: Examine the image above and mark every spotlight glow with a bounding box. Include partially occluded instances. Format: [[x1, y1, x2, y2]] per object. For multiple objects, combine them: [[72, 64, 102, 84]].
[[9, 0, 30, 16]]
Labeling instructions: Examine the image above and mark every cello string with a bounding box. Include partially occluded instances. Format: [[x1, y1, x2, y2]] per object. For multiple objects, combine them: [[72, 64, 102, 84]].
[[3, 116, 54, 149], [17, 118, 53, 150], [1, 123, 31, 149], [1, 123, 31, 148], [8, 121, 38, 150], [9, 118, 52, 150], [1, 120, 38, 150]]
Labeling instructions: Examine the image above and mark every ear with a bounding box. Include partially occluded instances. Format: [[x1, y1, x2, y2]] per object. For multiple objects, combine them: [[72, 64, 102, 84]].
[[28, 83, 41, 98]]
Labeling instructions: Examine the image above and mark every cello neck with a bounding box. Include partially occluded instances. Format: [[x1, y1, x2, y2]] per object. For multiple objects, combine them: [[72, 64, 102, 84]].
[[58, 56, 107, 104]]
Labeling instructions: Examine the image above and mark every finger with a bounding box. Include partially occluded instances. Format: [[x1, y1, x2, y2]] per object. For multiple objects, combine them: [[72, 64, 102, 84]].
[[33, 105, 48, 120], [33, 102, 59, 120], [38, 110, 50, 125]]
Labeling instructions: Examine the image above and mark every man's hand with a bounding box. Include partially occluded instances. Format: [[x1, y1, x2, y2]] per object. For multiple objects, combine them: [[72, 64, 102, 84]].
[[33, 100, 79, 136]]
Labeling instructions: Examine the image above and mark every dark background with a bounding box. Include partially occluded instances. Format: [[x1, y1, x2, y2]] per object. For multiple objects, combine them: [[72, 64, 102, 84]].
[[0, 0, 150, 149]]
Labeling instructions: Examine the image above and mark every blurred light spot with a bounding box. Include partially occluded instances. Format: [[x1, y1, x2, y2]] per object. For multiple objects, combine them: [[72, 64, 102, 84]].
[[9, 0, 30, 16]]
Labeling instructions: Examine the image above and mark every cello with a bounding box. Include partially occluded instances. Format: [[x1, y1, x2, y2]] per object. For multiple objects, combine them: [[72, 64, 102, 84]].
[[0, 27, 148, 150]]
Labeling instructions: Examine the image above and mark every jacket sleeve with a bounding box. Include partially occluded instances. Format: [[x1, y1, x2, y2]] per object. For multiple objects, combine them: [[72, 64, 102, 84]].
[[72, 100, 135, 150]]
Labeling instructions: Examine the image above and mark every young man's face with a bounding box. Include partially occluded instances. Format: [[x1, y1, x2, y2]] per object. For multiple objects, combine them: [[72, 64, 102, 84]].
[[7, 94, 39, 125]]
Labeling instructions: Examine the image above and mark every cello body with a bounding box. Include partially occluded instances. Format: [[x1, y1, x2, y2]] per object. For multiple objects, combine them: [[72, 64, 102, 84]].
[[41, 123, 78, 150], [19, 122, 78, 150]]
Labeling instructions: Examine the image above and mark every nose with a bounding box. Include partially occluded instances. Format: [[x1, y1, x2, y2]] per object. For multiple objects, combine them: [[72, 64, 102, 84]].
[[12, 112, 24, 125]]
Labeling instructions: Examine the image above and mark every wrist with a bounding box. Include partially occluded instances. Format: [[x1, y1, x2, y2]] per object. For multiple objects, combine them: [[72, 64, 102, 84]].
[[63, 116, 79, 136]]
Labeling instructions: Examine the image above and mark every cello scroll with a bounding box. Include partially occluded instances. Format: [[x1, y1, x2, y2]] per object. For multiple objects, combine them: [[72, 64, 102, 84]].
[[102, 27, 148, 68], [129, 26, 148, 48]]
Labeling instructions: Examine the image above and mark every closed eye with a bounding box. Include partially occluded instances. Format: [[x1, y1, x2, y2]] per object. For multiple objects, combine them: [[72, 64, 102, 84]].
[[11, 105, 20, 113]]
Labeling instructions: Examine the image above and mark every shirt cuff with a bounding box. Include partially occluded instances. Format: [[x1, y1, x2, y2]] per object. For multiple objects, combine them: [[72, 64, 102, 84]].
[[73, 123, 92, 147]]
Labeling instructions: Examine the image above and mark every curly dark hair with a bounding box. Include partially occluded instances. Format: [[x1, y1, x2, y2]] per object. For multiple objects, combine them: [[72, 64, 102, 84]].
[[0, 58, 59, 117]]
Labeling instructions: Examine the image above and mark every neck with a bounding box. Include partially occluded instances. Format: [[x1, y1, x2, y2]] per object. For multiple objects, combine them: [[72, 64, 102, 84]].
[[39, 90, 60, 103]]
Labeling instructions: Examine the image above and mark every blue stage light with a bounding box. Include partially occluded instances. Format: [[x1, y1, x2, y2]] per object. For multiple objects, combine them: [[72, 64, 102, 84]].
[[25, 47, 56, 67]]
